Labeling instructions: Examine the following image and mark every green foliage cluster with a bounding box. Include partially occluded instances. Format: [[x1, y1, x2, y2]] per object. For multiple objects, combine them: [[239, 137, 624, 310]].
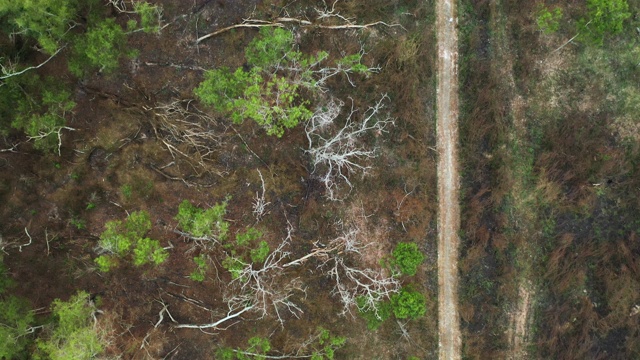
[[222, 227, 270, 280], [390, 287, 426, 319], [189, 254, 208, 282], [536, 5, 563, 34], [1, 74, 75, 152], [69, 18, 133, 77], [34, 291, 105, 360], [0, 295, 34, 359], [390, 242, 424, 276], [0, 0, 79, 54], [176, 199, 229, 240], [217, 327, 345, 359], [95, 210, 168, 271], [310, 327, 346, 360], [0, 262, 34, 360], [579, 0, 631, 44], [131, 1, 162, 34], [194, 27, 372, 137], [357, 287, 426, 329]]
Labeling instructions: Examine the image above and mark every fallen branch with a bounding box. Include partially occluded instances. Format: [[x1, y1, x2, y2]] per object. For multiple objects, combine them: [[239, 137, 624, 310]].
[[0, 46, 66, 80], [174, 304, 254, 330], [196, 18, 402, 44]]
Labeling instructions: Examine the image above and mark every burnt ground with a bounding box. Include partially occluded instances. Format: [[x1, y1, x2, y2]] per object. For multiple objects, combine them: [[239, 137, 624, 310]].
[[0, 0, 439, 358]]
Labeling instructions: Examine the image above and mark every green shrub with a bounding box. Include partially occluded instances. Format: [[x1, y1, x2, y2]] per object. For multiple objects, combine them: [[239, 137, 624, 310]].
[[0, 0, 79, 54], [0, 295, 35, 359], [35, 291, 105, 360], [311, 327, 346, 360], [69, 18, 132, 77], [356, 297, 392, 330], [250, 241, 270, 263], [190, 255, 208, 282], [217, 328, 344, 360], [94, 255, 117, 272], [391, 242, 424, 276], [176, 199, 229, 240], [95, 211, 167, 271], [132, 238, 168, 266], [579, 0, 631, 44], [6, 75, 76, 153], [235, 227, 263, 246], [536, 5, 563, 34], [133, 1, 162, 33], [390, 287, 426, 320], [222, 256, 246, 280], [195, 27, 372, 137]]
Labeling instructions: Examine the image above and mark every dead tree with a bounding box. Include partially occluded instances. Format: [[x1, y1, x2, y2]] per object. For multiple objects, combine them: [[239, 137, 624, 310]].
[[305, 94, 394, 200]]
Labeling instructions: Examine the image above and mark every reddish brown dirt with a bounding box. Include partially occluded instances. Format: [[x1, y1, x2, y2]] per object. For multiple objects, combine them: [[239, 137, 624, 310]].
[[436, 0, 462, 358]]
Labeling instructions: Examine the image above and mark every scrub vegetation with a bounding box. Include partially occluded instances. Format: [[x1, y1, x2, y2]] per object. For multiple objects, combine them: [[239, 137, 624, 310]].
[[2, 0, 636, 358]]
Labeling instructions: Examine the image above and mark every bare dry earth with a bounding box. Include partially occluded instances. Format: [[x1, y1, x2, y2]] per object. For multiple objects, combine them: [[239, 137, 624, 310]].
[[436, 0, 462, 358]]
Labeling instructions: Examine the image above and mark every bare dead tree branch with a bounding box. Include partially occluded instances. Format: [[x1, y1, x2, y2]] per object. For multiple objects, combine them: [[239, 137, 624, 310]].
[[0, 45, 66, 81], [174, 303, 255, 330], [196, 6, 404, 44], [305, 94, 394, 200]]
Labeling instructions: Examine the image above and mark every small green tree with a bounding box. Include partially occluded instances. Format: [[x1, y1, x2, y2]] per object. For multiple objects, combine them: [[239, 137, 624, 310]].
[[235, 227, 263, 247], [133, 238, 169, 266], [132, 1, 163, 34], [195, 27, 373, 137], [536, 5, 563, 34], [0, 0, 79, 54], [390, 287, 426, 320], [579, 0, 631, 44], [356, 297, 391, 330], [2, 74, 76, 153], [69, 18, 133, 77], [176, 199, 230, 242], [391, 242, 424, 276], [189, 254, 208, 282], [34, 291, 105, 360], [95, 210, 168, 271], [0, 262, 34, 359], [249, 241, 270, 263], [0, 288, 35, 359], [217, 328, 345, 360]]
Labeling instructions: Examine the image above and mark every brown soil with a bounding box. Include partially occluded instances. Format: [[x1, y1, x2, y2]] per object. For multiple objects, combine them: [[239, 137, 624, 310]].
[[436, 0, 462, 358]]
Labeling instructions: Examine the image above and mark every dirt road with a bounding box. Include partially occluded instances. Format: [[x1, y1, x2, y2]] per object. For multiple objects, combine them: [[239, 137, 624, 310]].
[[436, 0, 461, 359]]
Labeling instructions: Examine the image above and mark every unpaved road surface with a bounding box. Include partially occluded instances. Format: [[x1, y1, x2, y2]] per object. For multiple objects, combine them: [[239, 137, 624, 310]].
[[436, 0, 461, 359]]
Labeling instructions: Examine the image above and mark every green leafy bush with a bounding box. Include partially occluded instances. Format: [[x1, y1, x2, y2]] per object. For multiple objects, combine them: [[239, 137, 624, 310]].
[[195, 27, 372, 137], [311, 327, 346, 360], [250, 241, 270, 263], [217, 328, 344, 359], [0, 0, 79, 54], [536, 5, 563, 34], [222, 256, 246, 280], [69, 18, 133, 77], [0, 295, 35, 359], [95, 211, 167, 271], [35, 291, 105, 360], [235, 227, 263, 246], [176, 199, 229, 240], [390, 287, 426, 320], [391, 242, 424, 276], [132, 238, 168, 266], [133, 1, 162, 33], [579, 0, 631, 44], [356, 297, 391, 330], [190, 254, 208, 282], [94, 255, 117, 272], [3, 75, 76, 153]]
